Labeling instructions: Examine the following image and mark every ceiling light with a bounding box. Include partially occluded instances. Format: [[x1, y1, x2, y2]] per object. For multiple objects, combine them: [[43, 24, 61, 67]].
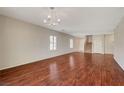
[[43, 7, 61, 26], [47, 15, 51, 19], [57, 19, 61, 22], [43, 19, 47, 23]]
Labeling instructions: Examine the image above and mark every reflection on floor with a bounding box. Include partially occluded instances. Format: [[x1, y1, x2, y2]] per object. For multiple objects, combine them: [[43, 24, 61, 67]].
[[0, 52, 124, 86]]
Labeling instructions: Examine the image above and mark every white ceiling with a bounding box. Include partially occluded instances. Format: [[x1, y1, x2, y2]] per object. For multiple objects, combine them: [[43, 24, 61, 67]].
[[0, 7, 124, 37]]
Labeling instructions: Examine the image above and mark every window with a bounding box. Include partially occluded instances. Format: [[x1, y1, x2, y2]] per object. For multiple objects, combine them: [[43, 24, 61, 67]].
[[70, 39, 73, 48], [53, 36, 57, 50], [50, 35, 57, 50], [50, 36, 54, 50]]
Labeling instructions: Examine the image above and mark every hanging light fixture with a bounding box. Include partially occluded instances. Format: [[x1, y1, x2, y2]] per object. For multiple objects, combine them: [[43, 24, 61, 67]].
[[43, 7, 61, 26]]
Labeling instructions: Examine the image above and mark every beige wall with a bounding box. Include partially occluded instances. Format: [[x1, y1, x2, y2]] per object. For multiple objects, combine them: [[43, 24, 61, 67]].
[[79, 38, 85, 52], [92, 35, 104, 54], [114, 17, 124, 69], [92, 34, 114, 54], [78, 34, 114, 54], [0, 15, 79, 70], [105, 34, 114, 54]]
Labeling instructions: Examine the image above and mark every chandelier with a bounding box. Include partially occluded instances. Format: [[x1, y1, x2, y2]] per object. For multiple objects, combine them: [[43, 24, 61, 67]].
[[43, 7, 61, 26]]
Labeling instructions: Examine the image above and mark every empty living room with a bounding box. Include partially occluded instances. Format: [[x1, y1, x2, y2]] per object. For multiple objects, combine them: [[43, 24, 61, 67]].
[[0, 7, 124, 86]]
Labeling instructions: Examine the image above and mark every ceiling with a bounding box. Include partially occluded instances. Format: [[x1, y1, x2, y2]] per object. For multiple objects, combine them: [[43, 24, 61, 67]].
[[0, 7, 124, 38]]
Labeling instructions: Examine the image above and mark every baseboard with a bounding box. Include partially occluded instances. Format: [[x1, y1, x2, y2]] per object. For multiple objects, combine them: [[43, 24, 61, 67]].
[[0, 51, 78, 71], [114, 55, 124, 71]]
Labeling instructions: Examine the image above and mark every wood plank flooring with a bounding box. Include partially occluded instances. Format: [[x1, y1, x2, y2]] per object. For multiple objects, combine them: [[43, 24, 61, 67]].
[[0, 52, 124, 86]]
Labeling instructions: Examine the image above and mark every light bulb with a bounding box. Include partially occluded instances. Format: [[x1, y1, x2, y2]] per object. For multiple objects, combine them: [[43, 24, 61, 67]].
[[52, 23, 56, 26], [47, 15, 51, 19], [43, 19, 47, 23], [57, 19, 61, 22]]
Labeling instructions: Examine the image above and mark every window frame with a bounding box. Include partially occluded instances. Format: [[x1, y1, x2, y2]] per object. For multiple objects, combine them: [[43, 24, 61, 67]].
[[70, 39, 73, 49], [50, 35, 57, 51]]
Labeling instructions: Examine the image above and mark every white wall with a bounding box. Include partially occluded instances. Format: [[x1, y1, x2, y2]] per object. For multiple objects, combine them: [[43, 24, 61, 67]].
[[79, 38, 85, 52], [105, 34, 114, 54], [114, 17, 124, 69], [0, 16, 5, 69], [0, 15, 80, 70], [92, 34, 114, 54], [92, 35, 104, 54], [78, 34, 114, 54]]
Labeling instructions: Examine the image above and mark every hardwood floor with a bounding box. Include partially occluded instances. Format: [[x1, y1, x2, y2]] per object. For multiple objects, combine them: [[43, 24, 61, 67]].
[[0, 52, 124, 86]]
